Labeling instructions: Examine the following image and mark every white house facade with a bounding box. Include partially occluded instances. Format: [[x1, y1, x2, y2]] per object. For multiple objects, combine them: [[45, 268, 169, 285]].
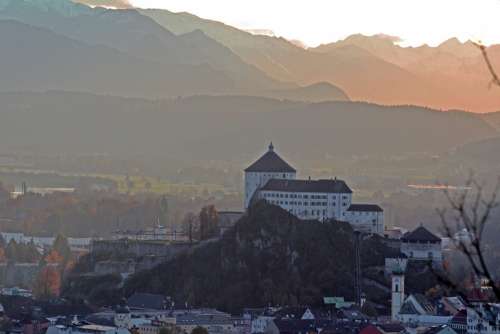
[[244, 144, 384, 235], [344, 204, 384, 235]]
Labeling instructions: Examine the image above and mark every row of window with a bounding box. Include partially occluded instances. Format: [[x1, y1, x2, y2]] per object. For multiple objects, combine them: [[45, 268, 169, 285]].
[[263, 192, 349, 200], [288, 208, 327, 217], [350, 211, 376, 215], [267, 200, 343, 208]]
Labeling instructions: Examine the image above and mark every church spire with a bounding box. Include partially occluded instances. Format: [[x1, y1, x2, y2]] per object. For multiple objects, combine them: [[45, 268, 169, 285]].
[[268, 142, 274, 152]]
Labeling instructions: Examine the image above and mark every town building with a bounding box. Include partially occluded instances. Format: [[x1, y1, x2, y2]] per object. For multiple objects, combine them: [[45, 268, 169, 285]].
[[396, 294, 452, 326], [448, 309, 466, 334], [244, 144, 384, 235], [46, 323, 130, 334], [466, 302, 500, 334], [400, 226, 442, 264]]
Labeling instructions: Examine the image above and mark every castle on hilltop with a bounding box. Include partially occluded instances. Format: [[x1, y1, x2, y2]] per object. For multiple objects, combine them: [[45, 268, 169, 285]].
[[244, 143, 384, 235]]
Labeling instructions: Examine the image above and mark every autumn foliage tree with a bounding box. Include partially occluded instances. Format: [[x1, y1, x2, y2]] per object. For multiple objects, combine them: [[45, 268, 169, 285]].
[[33, 265, 62, 300]]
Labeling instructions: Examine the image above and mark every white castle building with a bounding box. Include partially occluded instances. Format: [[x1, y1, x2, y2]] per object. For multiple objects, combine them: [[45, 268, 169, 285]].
[[244, 143, 384, 235]]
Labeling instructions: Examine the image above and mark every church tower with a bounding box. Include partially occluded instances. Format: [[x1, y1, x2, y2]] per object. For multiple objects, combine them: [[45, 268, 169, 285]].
[[244, 143, 296, 209], [391, 265, 405, 321]]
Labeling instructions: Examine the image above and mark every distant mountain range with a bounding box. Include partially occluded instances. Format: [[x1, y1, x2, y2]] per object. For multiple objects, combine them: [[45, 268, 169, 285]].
[[0, 0, 347, 101], [0, 0, 498, 111], [139, 8, 500, 112]]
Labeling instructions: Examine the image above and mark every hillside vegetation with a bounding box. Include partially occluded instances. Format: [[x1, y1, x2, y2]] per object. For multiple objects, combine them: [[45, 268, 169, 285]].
[[123, 201, 394, 312], [0, 92, 495, 162]]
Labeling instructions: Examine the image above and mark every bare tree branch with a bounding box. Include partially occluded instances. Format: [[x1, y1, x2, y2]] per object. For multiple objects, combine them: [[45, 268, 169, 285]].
[[438, 175, 500, 300], [474, 42, 500, 88]]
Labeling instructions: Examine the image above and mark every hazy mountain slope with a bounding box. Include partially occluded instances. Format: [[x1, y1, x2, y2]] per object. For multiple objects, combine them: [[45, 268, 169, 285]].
[[482, 111, 500, 131], [0, 92, 495, 161], [0, 20, 238, 98], [142, 9, 500, 112], [263, 82, 349, 102], [139, 8, 305, 82], [0, 1, 268, 80], [0, 0, 348, 102], [142, 9, 434, 105], [314, 35, 479, 68], [314, 34, 500, 112]]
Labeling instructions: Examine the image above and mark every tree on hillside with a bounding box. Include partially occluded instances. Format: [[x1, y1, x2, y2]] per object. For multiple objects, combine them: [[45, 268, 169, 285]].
[[0, 248, 6, 263], [191, 327, 208, 334], [5, 239, 41, 263], [159, 196, 169, 226], [199, 205, 218, 240], [0, 182, 10, 203], [33, 265, 62, 300], [159, 327, 178, 334], [52, 234, 71, 261], [45, 249, 64, 264]]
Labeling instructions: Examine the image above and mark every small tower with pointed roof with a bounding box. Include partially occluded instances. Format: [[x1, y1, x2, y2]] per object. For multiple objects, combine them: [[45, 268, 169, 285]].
[[244, 142, 296, 209]]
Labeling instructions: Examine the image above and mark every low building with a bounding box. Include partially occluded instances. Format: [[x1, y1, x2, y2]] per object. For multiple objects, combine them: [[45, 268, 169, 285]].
[[218, 211, 244, 236], [401, 226, 442, 264], [448, 309, 466, 334], [396, 294, 452, 326], [46, 324, 130, 334], [466, 302, 500, 334], [343, 204, 384, 235], [176, 314, 235, 334], [420, 325, 457, 334]]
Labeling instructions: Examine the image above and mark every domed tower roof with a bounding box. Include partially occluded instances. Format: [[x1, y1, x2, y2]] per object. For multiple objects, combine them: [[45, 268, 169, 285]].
[[245, 143, 296, 173]]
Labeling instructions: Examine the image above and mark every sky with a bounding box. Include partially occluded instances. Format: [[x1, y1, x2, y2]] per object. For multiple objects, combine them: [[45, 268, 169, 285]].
[[129, 0, 500, 47]]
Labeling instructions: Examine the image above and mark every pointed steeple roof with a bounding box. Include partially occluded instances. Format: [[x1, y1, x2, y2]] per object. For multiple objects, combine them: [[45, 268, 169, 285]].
[[245, 143, 296, 173]]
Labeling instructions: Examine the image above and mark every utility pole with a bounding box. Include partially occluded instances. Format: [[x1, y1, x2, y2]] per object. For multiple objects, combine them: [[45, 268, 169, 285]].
[[354, 231, 362, 306]]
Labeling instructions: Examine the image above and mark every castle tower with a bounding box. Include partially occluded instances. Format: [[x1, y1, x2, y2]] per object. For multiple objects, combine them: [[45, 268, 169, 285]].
[[244, 143, 296, 209], [391, 265, 405, 321]]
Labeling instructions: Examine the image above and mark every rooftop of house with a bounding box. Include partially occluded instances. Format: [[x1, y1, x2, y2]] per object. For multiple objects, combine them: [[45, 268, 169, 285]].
[[450, 309, 467, 325], [273, 307, 312, 320], [401, 225, 441, 243], [359, 324, 383, 334], [261, 178, 352, 194], [245, 143, 296, 173], [400, 294, 436, 316]]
